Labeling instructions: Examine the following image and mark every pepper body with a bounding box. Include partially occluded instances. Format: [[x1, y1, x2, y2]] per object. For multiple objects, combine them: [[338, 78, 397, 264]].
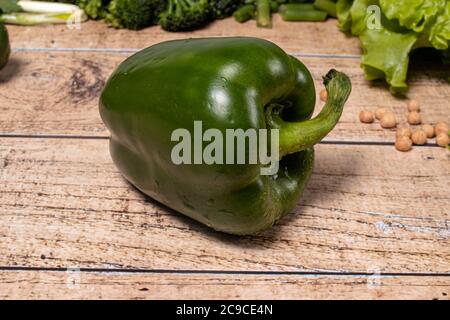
[[0, 24, 10, 70], [100, 37, 351, 235]]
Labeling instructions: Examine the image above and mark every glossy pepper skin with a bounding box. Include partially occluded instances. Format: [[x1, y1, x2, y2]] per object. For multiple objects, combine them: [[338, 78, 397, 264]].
[[100, 37, 351, 235], [0, 24, 10, 70]]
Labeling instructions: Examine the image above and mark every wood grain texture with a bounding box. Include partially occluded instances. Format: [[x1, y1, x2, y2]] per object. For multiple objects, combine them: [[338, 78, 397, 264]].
[[0, 138, 448, 273], [0, 51, 448, 140], [8, 17, 361, 55], [0, 270, 449, 300], [2, 18, 450, 300]]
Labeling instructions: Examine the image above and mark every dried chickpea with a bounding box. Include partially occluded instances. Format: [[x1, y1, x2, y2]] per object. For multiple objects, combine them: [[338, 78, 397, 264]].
[[407, 111, 421, 125], [359, 110, 374, 123], [436, 133, 449, 147], [396, 127, 412, 138], [411, 129, 427, 145], [435, 122, 449, 136], [380, 112, 397, 128], [395, 136, 412, 152], [375, 107, 388, 120], [407, 100, 420, 112], [421, 124, 435, 138], [319, 89, 328, 102]]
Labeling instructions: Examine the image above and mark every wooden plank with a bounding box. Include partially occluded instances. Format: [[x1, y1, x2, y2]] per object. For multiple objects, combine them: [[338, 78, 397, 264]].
[[8, 17, 361, 55], [0, 51, 448, 141], [0, 270, 448, 299], [0, 138, 448, 272]]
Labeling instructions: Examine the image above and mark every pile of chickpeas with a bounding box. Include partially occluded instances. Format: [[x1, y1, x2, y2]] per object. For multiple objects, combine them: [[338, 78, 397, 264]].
[[319, 90, 449, 152], [357, 99, 449, 152]]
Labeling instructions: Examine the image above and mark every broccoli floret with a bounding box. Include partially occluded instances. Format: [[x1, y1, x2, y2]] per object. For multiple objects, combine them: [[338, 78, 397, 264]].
[[158, 0, 210, 32], [76, 0, 110, 19], [208, 0, 243, 19], [106, 0, 166, 30]]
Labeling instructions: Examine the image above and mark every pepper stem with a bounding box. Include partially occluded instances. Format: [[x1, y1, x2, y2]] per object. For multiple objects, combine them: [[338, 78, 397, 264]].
[[276, 69, 351, 158]]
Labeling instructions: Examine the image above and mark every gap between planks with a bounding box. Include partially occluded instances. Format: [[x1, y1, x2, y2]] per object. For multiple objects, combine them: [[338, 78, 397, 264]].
[[0, 270, 449, 299], [1, 266, 450, 277], [0, 133, 444, 148]]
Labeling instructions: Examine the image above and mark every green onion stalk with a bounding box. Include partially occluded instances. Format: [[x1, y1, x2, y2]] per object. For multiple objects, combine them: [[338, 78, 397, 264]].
[[0, 1, 87, 25]]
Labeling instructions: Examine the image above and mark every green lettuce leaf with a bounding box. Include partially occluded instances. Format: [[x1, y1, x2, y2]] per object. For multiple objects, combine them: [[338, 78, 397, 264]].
[[360, 27, 418, 94], [379, 0, 446, 33], [76, 0, 110, 19], [349, 0, 378, 36], [429, 1, 450, 50], [336, 0, 353, 31], [336, 0, 450, 94]]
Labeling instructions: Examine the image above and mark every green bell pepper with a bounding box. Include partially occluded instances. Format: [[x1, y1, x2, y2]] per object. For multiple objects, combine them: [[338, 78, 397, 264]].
[[100, 37, 351, 235], [0, 24, 10, 70]]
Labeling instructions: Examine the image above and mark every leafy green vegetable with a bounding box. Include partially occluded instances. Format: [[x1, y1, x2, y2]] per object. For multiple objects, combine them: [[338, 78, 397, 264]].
[[106, 0, 165, 29], [337, 0, 450, 94], [348, 0, 377, 36], [336, 0, 352, 31], [429, 1, 450, 50], [158, 0, 210, 31], [35, 0, 246, 30], [76, 0, 110, 19], [208, 0, 243, 19], [379, 0, 445, 33], [360, 28, 417, 93]]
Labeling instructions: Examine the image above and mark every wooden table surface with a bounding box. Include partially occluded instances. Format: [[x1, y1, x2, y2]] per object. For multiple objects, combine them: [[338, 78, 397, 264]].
[[0, 16, 449, 300]]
